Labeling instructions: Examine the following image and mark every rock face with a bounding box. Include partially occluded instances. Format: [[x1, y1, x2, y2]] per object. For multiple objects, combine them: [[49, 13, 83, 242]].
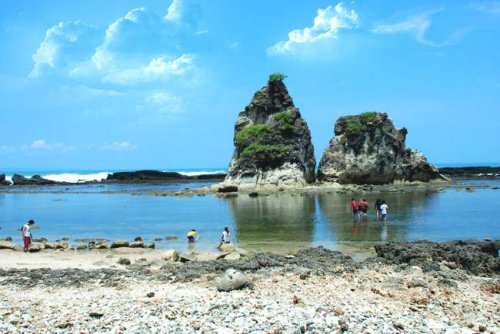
[[317, 112, 445, 184], [225, 74, 316, 186]]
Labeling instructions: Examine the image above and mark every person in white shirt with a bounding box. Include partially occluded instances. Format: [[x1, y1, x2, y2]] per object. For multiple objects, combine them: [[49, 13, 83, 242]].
[[380, 201, 388, 221], [21, 219, 35, 252], [221, 227, 230, 244]]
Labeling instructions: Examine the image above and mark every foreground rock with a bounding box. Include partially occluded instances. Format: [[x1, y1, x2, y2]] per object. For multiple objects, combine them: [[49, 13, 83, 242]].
[[216, 268, 254, 291], [224, 74, 316, 186], [318, 112, 447, 184], [0, 242, 498, 333], [374, 240, 500, 275]]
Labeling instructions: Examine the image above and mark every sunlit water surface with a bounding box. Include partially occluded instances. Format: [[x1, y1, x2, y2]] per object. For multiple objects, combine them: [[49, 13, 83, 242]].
[[1, 179, 498, 255]]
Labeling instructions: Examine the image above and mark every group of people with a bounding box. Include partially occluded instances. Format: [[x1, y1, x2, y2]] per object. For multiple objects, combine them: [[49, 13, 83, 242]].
[[351, 198, 388, 221], [186, 226, 231, 248]]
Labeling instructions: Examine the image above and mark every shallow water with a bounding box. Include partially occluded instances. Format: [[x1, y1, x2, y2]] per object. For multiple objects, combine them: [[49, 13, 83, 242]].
[[0, 180, 499, 255]]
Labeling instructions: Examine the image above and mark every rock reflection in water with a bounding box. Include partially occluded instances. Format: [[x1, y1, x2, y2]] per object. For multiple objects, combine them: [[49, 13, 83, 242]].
[[225, 193, 316, 253], [317, 190, 439, 242]]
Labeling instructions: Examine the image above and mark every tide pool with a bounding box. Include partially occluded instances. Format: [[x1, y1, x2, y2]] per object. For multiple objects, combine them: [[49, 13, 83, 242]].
[[0, 180, 499, 254]]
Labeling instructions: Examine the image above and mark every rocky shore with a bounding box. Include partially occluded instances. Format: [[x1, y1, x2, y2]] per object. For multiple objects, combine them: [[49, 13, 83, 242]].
[[0, 240, 498, 333]]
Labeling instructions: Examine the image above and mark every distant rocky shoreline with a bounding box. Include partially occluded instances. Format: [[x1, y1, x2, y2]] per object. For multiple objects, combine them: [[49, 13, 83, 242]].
[[0, 166, 498, 188]]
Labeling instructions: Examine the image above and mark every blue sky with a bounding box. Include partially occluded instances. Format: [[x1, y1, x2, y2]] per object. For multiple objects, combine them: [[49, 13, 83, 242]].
[[0, 0, 499, 170]]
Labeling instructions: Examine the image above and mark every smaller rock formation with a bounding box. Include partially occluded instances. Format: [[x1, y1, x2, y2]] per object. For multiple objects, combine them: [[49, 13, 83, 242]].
[[318, 112, 446, 184], [225, 74, 316, 186], [12, 174, 56, 186]]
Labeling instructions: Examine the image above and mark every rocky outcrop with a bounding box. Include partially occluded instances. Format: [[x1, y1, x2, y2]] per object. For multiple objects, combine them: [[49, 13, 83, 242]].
[[374, 240, 500, 275], [0, 174, 12, 186], [225, 74, 316, 186], [317, 112, 446, 184], [439, 167, 500, 179], [106, 170, 226, 183], [11, 174, 57, 186]]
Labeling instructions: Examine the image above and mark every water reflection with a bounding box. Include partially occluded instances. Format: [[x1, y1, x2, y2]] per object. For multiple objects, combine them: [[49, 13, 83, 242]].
[[226, 193, 316, 252], [317, 191, 439, 242], [225, 190, 439, 253]]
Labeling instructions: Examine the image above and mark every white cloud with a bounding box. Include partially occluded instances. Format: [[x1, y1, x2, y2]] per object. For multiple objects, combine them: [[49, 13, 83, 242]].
[[268, 3, 359, 55], [165, 0, 183, 21], [30, 5, 201, 86], [30, 139, 50, 149], [23, 139, 76, 152], [372, 10, 465, 47], [102, 54, 194, 85], [30, 21, 100, 78], [100, 141, 137, 151], [165, 0, 201, 27]]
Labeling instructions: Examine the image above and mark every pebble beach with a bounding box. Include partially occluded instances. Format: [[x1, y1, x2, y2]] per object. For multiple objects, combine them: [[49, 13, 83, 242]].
[[0, 241, 498, 333]]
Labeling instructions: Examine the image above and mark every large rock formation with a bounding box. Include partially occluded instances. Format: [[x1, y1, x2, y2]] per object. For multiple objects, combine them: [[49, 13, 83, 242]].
[[317, 112, 446, 184], [225, 74, 316, 186]]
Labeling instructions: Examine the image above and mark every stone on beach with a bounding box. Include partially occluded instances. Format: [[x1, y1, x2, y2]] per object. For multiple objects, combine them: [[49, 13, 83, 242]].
[[0, 240, 21, 251], [224, 252, 241, 261], [218, 243, 236, 252], [162, 249, 179, 262], [216, 268, 254, 292], [110, 240, 130, 248]]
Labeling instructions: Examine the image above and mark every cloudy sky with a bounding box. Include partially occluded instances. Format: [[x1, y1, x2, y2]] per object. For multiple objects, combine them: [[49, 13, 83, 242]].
[[1, 0, 499, 170]]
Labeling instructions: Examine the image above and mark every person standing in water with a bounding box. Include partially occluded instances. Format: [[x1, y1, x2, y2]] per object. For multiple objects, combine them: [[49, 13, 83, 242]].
[[351, 199, 360, 220], [21, 219, 35, 252], [220, 227, 230, 244], [374, 199, 383, 219], [186, 229, 198, 243], [380, 201, 389, 221], [360, 198, 369, 217]]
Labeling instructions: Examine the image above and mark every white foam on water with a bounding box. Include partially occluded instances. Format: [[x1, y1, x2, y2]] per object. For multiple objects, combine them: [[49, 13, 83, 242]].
[[176, 170, 226, 177], [42, 172, 110, 183]]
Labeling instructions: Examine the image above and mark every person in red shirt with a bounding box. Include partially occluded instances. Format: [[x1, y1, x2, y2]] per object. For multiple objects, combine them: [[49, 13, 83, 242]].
[[351, 199, 360, 219]]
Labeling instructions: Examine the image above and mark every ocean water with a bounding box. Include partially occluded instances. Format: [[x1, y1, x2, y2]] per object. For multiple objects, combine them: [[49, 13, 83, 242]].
[[0, 172, 499, 254]]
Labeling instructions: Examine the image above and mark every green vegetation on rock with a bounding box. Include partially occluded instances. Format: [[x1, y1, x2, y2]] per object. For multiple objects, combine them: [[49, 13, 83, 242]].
[[241, 143, 289, 159], [344, 112, 381, 136], [274, 110, 292, 122], [359, 111, 379, 123], [268, 73, 287, 83], [235, 124, 271, 146]]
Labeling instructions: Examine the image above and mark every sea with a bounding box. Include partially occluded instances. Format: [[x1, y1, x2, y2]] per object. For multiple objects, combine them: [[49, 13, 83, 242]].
[[1, 164, 499, 255]]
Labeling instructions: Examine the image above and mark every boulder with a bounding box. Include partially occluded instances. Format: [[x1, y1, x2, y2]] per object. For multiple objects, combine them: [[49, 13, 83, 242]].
[[216, 268, 254, 292], [162, 249, 179, 262], [225, 74, 316, 186], [110, 240, 129, 248], [224, 252, 241, 261], [118, 258, 131, 265], [218, 243, 236, 252], [0, 240, 21, 251], [317, 112, 447, 184], [28, 244, 41, 252], [129, 241, 144, 248], [166, 235, 178, 240]]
